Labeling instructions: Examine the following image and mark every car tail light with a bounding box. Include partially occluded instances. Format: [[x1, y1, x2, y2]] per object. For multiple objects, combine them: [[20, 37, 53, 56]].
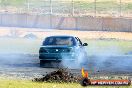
[[39, 48, 48, 53], [67, 48, 74, 52]]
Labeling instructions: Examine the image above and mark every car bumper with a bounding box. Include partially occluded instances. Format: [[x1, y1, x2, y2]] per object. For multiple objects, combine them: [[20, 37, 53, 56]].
[[39, 53, 76, 61]]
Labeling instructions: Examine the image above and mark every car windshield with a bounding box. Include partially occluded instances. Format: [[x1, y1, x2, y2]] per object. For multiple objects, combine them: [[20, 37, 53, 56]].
[[43, 37, 76, 46]]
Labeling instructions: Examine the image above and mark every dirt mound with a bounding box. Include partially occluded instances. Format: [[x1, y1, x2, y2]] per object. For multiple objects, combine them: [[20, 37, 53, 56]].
[[33, 69, 80, 83]]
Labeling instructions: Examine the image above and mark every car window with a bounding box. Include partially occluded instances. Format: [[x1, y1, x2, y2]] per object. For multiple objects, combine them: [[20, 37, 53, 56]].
[[43, 37, 76, 46]]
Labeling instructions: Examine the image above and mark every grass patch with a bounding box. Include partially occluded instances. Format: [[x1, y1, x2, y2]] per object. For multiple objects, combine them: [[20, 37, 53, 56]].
[[0, 38, 131, 55], [0, 0, 25, 6], [0, 38, 42, 54], [74, 1, 118, 11], [84, 39, 132, 55], [0, 79, 131, 88], [0, 0, 132, 11]]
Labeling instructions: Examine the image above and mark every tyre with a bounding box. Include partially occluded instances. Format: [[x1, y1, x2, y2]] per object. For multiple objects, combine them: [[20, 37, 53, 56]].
[[40, 60, 45, 67], [40, 60, 54, 68]]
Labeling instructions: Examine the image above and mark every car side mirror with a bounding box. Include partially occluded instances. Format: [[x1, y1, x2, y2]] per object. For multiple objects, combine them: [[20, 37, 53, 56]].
[[83, 43, 88, 46]]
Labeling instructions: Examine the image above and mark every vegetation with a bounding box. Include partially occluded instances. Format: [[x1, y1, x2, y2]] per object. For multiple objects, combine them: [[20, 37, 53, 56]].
[[85, 39, 132, 55], [0, 79, 131, 88], [0, 38, 131, 55], [0, 0, 132, 12]]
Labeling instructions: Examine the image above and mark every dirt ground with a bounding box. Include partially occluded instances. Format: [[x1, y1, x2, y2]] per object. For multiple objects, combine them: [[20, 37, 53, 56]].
[[0, 27, 132, 41], [0, 27, 131, 80]]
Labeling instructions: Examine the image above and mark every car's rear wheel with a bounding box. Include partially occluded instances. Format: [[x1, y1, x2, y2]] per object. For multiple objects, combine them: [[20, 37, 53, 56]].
[[40, 60, 45, 67], [40, 60, 51, 67], [40, 60, 61, 68]]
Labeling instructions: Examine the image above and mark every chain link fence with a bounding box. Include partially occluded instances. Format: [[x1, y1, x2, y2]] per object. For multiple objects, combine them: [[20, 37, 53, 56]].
[[0, 0, 132, 17], [0, 0, 132, 32]]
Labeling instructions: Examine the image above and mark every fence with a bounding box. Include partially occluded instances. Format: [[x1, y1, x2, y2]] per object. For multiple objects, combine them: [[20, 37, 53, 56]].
[[0, 0, 132, 17], [0, 13, 132, 32], [0, 0, 132, 32]]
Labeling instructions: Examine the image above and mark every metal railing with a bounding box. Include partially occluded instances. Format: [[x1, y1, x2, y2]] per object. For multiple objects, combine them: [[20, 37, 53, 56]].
[[0, 0, 132, 17]]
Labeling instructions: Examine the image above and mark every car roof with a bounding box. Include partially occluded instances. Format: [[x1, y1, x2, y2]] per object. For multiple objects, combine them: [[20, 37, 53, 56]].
[[46, 35, 76, 38]]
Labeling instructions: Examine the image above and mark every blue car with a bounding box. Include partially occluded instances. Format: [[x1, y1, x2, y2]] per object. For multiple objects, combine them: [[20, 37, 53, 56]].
[[39, 35, 88, 67]]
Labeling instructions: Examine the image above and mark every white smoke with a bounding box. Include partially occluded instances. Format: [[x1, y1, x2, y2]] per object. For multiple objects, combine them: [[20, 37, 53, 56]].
[[60, 45, 121, 69], [61, 48, 88, 69]]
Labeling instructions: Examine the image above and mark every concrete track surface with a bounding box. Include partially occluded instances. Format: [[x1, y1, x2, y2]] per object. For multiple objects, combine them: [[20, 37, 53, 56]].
[[0, 54, 131, 79]]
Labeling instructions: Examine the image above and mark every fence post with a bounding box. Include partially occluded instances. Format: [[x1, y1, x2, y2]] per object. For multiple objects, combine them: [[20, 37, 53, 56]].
[[27, 0, 30, 12], [50, 0, 52, 28], [50, 0, 52, 15], [0, 0, 1, 9], [130, 19, 132, 32], [94, 0, 96, 17], [119, 0, 122, 17], [72, 0, 74, 16]]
